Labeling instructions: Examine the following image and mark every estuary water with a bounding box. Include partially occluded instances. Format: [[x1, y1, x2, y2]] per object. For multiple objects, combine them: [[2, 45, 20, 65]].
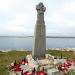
[[0, 37, 75, 50]]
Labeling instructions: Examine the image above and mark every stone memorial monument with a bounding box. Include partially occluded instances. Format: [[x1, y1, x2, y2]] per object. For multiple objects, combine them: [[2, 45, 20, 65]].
[[32, 2, 46, 59]]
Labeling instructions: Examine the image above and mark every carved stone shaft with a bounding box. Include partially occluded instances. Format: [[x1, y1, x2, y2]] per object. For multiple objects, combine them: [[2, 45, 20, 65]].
[[32, 2, 46, 59]]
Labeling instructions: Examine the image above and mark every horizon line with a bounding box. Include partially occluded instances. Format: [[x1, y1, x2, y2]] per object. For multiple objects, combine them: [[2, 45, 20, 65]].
[[0, 36, 75, 38]]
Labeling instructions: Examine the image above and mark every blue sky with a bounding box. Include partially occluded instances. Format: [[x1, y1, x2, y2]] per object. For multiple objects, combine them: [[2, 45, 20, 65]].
[[0, 0, 75, 36]]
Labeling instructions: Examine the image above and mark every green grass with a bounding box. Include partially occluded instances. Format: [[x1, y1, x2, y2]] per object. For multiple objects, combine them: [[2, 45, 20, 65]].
[[0, 50, 31, 75], [46, 50, 75, 75], [46, 50, 75, 60], [0, 50, 75, 75]]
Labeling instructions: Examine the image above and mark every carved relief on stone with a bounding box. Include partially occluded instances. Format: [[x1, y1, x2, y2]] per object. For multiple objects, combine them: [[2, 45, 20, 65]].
[[36, 2, 46, 13]]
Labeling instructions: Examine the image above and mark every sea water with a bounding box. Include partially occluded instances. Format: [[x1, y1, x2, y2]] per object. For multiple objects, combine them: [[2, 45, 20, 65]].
[[0, 37, 75, 50]]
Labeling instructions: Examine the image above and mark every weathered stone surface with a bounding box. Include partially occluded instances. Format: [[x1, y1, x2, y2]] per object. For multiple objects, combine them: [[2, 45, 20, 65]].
[[32, 2, 46, 59]]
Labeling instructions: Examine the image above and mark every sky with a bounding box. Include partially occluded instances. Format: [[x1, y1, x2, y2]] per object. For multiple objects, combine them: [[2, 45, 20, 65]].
[[0, 0, 75, 36]]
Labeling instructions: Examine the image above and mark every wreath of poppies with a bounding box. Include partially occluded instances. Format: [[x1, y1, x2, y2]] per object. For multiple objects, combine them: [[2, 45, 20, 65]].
[[58, 58, 73, 71], [9, 58, 47, 75]]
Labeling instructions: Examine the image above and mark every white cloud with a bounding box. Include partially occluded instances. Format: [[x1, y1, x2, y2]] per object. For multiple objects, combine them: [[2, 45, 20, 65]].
[[0, 0, 75, 36], [63, 2, 75, 14], [0, 0, 37, 35], [47, 1, 75, 28], [8, 14, 29, 25]]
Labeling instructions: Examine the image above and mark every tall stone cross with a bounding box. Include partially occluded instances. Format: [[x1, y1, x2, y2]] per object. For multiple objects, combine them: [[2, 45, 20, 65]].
[[32, 2, 46, 59]]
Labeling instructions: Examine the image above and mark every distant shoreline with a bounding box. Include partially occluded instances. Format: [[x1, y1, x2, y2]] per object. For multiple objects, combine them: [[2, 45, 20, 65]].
[[0, 48, 75, 52], [0, 36, 75, 38], [0, 49, 29, 52]]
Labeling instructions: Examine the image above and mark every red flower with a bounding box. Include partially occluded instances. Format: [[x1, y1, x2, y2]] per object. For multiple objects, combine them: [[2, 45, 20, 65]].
[[23, 71, 31, 75], [58, 64, 67, 71], [20, 58, 28, 65], [66, 59, 73, 66], [36, 71, 47, 75], [15, 67, 22, 72]]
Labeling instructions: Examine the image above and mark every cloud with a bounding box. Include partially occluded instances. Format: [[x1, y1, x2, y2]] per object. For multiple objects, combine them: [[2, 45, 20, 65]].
[[45, 0, 75, 36], [63, 2, 75, 14], [0, 0, 75, 36], [47, 1, 75, 28], [0, 0, 37, 35]]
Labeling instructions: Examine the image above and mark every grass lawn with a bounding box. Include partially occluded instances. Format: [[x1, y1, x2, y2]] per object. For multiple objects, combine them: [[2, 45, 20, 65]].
[[46, 49, 75, 75], [46, 49, 75, 60], [0, 50, 75, 75], [0, 50, 31, 75]]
